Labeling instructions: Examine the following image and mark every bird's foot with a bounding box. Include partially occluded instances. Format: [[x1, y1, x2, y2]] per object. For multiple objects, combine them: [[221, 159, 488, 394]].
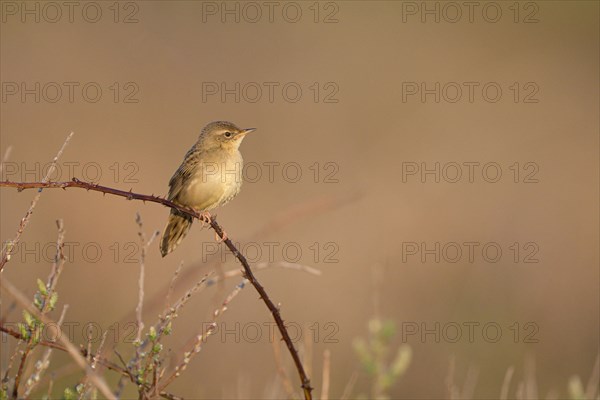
[[215, 230, 228, 243], [199, 211, 212, 225]]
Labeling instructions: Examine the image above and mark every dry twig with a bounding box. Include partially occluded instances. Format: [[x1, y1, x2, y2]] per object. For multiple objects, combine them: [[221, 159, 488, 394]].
[[0, 132, 73, 272], [321, 349, 331, 400]]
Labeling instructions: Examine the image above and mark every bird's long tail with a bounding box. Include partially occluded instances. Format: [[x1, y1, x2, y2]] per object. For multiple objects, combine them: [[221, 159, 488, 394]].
[[160, 209, 193, 257]]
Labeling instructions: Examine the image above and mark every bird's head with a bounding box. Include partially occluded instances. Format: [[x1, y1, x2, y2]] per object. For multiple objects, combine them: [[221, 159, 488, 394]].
[[199, 121, 256, 151]]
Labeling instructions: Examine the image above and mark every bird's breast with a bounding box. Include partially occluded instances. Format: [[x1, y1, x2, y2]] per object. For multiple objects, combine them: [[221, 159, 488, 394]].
[[178, 151, 243, 210]]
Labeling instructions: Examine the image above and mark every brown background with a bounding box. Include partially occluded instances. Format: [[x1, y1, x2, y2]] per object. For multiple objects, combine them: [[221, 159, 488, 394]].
[[1, 1, 598, 399]]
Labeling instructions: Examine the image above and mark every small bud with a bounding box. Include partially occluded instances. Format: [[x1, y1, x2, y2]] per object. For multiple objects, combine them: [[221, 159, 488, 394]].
[[148, 326, 157, 341], [63, 388, 76, 400], [18, 323, 30, 340], [163, 322, 172, 336], [33, 293, 43, 310], [152, 343, 163, 354], [23, 310, 35, 328], [48, 292, 59, 311], [36, 279, 48, 296]]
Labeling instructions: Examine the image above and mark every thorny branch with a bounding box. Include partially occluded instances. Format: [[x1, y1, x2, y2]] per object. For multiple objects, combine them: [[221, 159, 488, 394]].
[[0, 178, 314, 399]]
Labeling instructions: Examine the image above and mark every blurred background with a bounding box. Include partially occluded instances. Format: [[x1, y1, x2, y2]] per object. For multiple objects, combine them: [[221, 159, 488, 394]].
[[1, 1, 598, 399]]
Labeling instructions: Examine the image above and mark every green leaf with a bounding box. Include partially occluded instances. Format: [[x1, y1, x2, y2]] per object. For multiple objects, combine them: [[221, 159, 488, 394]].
[[378, 372, 394, 391], [33, 293, 43, 310], [152, 343, 163, 354], [568, 375, 585, 400], [23, 310, 35, 328], [390, 344, 412, 378], [353, 338, 375, 373], [380, 320, 396, 342], [63, 387, 76, 400], [32, 327, 42, 345], [18, 323, 30, 340], [163, 322, 172, 336], [48, 292, 59, 311], [36, 279, 48, 296], [136, 369, 146, 385]]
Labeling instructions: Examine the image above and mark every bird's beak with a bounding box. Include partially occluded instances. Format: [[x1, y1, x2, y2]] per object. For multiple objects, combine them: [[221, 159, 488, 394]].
[[241, 128, 256, 136]]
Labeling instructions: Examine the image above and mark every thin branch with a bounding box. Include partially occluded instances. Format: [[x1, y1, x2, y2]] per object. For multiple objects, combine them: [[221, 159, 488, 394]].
[[226, 239, 313, 399], [0, 322, 180, 399], [158, 392, 183, 400], [1, 179, 314, 399], [303, 325, 313, 385], [164, 262, 184, 311], [585, 354, 599, 400], [523, 356, 537, 400], [22, 305, 69, 397], [0, 278, 116, 400], [47, 219, 67, 294], [0, 300, 18, 324], [134, 213, 155, 345], [206, 261, 321, 287], [158, 279, 247, 392], [1, 323, 70, 353], [460, 365, 479, 400], [78, 331, 109, 400], [0, 145, 13, 171], [160, 273, 212, 333], [340, 370, 358, 400], [131, 213, 159, 395], [270, 329, 295, 398], [46, 375, 54, 399], [321, 349, 331, 400], [12, 343, 33, 399], [500, 366, 515, 400], [0, 132, 73, 272], [446, 356, 459, 400], [115, 270, 212, 397], [11, 219, 69, 399], [2, 338, 22, 391]]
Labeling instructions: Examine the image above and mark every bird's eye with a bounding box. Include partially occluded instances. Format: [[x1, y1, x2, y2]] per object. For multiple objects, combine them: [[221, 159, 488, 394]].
[[224, 131, 232, 138]]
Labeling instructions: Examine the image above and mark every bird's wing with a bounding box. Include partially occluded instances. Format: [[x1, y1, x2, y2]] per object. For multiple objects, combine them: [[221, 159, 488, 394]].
[[167, 147, 200, 201]]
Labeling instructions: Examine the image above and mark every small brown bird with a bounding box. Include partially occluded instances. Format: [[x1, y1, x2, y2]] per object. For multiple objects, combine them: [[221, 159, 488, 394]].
[[160, 121, 256, 257]]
